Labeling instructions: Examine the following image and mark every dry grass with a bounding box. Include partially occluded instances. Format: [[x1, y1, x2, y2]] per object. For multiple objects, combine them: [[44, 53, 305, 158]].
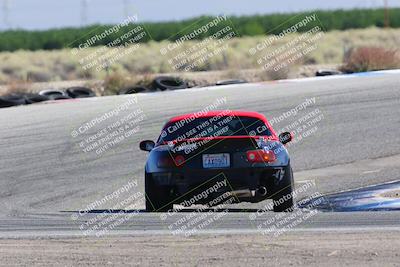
[[2, 80, 33, 95], [340, 46, 400, 73]]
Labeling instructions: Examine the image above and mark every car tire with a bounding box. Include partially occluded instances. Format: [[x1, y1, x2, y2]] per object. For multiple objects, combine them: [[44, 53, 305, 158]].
[[39, 90, 65, 100], [215, 79, 248, 86], [315, 69, 341, 76], [0, 94, 26, 108], [153, 76, 188, 91], [145, 173, 174, 212], [24, 93, 50, 104], [51, 95, 72, 100], [118, 86, 147, 95], [65, 87, 95, 98], [273, 164, 295, 212]]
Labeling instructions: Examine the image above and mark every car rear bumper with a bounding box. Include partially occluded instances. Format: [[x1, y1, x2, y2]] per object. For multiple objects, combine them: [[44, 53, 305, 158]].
[[148, 166, 288, 204]]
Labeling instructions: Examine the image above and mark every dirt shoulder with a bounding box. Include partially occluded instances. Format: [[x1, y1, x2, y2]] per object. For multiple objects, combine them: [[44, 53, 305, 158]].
[[1, 231, 399, 266]]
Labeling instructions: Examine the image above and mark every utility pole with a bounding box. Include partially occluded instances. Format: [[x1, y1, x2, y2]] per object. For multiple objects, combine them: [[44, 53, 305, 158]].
[[384, 0, 390, 28]]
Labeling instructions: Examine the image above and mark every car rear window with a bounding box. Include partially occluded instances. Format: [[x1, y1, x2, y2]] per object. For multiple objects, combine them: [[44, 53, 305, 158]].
[[159, 115, 272, 142]]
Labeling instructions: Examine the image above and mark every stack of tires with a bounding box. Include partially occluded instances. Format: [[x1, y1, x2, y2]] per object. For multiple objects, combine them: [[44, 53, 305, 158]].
[[118, 76, 189, 95], [39, 87, 95, 100], [0, 94, 28, 108], [152, 76, 188, 91], [0, 87, 96, 109]]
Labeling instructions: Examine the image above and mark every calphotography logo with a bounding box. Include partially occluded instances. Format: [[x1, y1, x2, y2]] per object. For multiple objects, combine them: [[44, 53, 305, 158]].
[[157, 175, 237, 237], [69, 15, 151, 73], [160, 15, 239, 72], [72, 179, 144, 237], [249, 13, 325, 74], [70, 96, 147, 157]]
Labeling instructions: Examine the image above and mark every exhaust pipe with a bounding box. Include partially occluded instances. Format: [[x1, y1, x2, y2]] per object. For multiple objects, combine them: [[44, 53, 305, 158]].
[[230, 189, 254, 198], [257, 186, 267, 196], [229, 187, 268, 198]]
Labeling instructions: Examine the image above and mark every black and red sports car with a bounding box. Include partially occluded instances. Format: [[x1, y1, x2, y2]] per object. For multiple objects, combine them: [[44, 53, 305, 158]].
[[140, 110, 294, 212]]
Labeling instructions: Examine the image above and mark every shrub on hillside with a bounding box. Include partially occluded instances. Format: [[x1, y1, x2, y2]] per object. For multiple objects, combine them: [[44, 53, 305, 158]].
[[341, 46, 399, 73], [102, 72, 154, 95], [103, 73, 127, 95]]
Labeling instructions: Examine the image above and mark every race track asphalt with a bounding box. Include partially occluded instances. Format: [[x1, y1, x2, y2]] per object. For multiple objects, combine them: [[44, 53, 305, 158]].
[[0, 73, 399, 236]]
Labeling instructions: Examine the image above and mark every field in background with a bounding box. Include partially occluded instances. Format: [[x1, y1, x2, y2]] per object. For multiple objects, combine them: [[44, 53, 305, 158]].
[[0, 27, 399, 88]]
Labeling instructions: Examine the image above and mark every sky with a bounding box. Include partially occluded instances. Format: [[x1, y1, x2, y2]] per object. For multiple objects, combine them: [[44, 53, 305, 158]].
[[1, 0, 400, 30]]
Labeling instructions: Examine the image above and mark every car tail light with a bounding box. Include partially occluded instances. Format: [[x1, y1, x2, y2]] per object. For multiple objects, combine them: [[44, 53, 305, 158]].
[[157, 155, 185, 167], [246, 149, 276, 163], [157, 156, 174, 168], [174, 155, 185, 166]]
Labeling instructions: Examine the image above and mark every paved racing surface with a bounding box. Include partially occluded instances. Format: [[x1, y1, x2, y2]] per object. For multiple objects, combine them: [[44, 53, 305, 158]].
[[1, 73, 400, 237]]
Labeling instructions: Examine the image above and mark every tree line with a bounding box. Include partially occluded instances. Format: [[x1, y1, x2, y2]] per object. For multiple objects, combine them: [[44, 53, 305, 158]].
[[0, 8, 398, 52]]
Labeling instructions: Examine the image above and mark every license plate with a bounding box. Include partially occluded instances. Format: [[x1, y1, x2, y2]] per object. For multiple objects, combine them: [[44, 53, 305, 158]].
[[202, 153, 230, 168]]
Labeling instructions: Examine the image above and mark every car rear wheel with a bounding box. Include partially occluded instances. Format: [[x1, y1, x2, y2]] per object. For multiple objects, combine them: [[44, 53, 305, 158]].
[[273, 164, 295, 212], [145, 173, 174, 212]]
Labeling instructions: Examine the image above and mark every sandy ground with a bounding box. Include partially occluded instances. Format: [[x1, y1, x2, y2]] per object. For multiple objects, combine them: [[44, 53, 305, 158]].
[[1, 231, 399, 266]]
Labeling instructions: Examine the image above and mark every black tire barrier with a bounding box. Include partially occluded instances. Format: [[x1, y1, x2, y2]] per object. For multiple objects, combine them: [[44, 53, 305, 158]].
[[315, 69, 342, 76], [215, 79, 248, 86], [152, 76, 188, 91], [39, 89, 67, 100], [0, 94, 27, 108], [65, 87, 95, 98], [49, 95, 71, 100], [23, 93, 50, 104], [118, 86, 148, 95]]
